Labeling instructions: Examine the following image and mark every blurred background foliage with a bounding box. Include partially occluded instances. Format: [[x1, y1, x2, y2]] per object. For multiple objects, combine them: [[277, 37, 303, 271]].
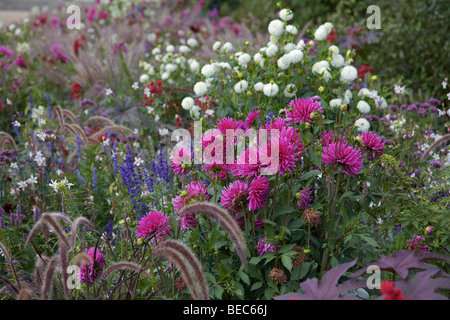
[[201, 0, 450, 99]]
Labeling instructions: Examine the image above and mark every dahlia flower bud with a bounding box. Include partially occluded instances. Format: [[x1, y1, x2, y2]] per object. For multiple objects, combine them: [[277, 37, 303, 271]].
[[269, 268, 287, 284], [424, 226, 435, 235], [302, 208, 321, 227]]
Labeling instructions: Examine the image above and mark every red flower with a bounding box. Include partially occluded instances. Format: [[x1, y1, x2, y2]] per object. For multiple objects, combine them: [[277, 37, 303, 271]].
[[73, 36, 86, 56], [357, 65, 374, 80], [380, 281, 408, 300], [71, 83, 82, 99], [326, 30, 337, 43]]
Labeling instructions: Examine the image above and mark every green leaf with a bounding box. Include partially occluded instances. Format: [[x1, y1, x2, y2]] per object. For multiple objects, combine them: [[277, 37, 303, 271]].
[[360, 234, 378, 247], [238, 269, 250, 285], [281, 254, 293, 272], [278, 244, 297, 254], [251, 281, 263, 291], [300, 170, 322, 181]]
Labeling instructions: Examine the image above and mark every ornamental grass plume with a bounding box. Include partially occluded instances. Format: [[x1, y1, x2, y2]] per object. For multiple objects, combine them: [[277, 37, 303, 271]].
[[322, 139, 363, 177], [153, 239, 209, 300], [180, 202, 248, 269]]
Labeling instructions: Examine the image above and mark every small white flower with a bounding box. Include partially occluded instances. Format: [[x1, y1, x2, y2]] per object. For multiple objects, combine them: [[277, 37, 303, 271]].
[[17, 180, 28, 190], [193, 81, 208, 96], [279, 8, 293, 21], [238, 53, 251, 66], [447, 92, 450, 101], [181, 97, 195, 110], [132, 82, 139, 90], [329, 45, 339, 55], [147, 106, 154, 114], [159, 128, 169, 136], [254, 82, 264, 92], [179, 45, 190, 53], [358, 88, 371, 98], [283, 84, 297, 98], [57, 169, 63, 176], [268, 19, 284, 37], [105, 88, 113, 96], [39, 118, 46, 126], [189, 58, 200, 72], [12, 120, 21, 127], [265, 44, 278, 57], [152, 47, 161, 55], [166, 45, 175, 53], [10, 162, 18, 170], [234, 80, 249, 94], [212, 41, 221, 51], [340, 65, 358, 83], [354, 118, 370, 132], [312, 60, 330, 75], [7, 98, 12, 105], [49, 180, 59, 193], [284, 43, 296, 53], [27, 174, 38, 185], [190, 105, 201, 119], [296, 39, 306, 50], [37, 131, 48, 141], [357, 100, 371, 114], [329, 99, 343, 109], [205, 109, 214, 116], [221, 42, 233, 54], [285, 25, 298, 35], [201, 64, 216, 78], [330, 54, 345, 68], [134, 156, 144, 167], [263, 83, 279, 97], [187, 38, 198, 47], [442, 80, 447, 89], [394, 85, 406, 95], [314, 24, 330, 41], [103, 137, 111, 147], [138, 73, 150, 84]]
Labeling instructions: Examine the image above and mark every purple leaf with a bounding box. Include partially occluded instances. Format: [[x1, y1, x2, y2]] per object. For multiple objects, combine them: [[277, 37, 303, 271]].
[[274, 260, 366, 300], [352, 250, 450, 279], [381, 270, 450, 300]]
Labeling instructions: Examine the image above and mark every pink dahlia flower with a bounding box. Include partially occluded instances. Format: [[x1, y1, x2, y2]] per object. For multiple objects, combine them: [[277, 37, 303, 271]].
[[296, 188, 312, 210], [221, 180, 250, 213], [248, 176, 270, 211], [257, 236, 278, 256], [136, 211, 171, 244], [358, 131, 385, 160], [173, 181, 211, 230], [244, 110, 260, 130], [79, 247, 106, 284], [286, 97, 323, 124], [170, 145, 192, 175], [322, 139, 363, 177]]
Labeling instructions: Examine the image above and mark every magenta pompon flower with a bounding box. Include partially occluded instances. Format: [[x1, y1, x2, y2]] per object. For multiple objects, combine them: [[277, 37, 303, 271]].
[[358, 131, 385, 160], [221, 180, 250, 213], [244, 110, 260, 130], [173, 180, 211, 230], [257, 236, 279, 256], [296, 188, 312, 210], [322, 139, 363, 177], [286, 97, 323, 124], [248, 176, 270, 211], [136, 210, 171, 244], [79, 247, 106, 284]]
